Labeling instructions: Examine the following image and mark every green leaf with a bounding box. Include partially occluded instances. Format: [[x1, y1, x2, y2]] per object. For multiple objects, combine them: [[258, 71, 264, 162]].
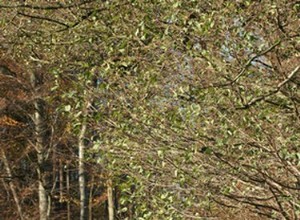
[[64, 105, 71, 112]]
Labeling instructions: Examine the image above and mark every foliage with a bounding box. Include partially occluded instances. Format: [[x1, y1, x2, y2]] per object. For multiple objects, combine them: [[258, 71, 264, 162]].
[[0, 0, 299, 219]]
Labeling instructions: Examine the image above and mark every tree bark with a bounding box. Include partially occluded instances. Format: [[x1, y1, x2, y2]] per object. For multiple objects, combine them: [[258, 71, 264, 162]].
[[79, 101, 88, 220], [36, 107, 49, 220], [31, 72, 49, 220], [59, 159, 64, 202], [66, 165, 71, 220], [107, 178, 114, 220]]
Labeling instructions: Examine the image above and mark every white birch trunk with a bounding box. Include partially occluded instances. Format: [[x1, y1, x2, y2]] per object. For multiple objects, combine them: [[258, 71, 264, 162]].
[[107, 178, 114, 220], [79, 101, 88, 220], [31, 72, 49, 220]]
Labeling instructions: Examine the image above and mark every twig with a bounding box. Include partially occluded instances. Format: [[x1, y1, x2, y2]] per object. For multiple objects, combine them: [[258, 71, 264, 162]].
[[231, 40, 281, 84], [0, 0, 95, 10], [17, 12, 70, 28], [57, 2, 130, 32], [238, 65, 299, 109], [277, 65, 299, 88]]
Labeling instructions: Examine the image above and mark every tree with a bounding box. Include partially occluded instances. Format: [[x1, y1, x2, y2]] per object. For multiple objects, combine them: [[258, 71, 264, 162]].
[[0, 0, 299, 219]]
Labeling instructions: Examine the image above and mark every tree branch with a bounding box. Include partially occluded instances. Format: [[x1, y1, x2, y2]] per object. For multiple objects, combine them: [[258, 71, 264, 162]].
[[57, 2, 130, 32], [17, 12, 70, 28], [231, 40, 281, 84], [0, 0, 95, 10], [238, 65, 300, 109]]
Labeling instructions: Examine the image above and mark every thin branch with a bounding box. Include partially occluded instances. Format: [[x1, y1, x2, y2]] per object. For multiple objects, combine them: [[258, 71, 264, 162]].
[[211, 197, 238, 209], [17, 12, 70, 28], [238, 65, 300, 109], [270, 187, 290, 220], [29, 56, 50, 64], [277, 65, 300, 88], [265, 100, 293, 110], [0, 0, 96, 10], [231, 40, 281, 84], [57, 2, 130, 32], [224, 193, 280, 212], [171, 205, 218, 219]]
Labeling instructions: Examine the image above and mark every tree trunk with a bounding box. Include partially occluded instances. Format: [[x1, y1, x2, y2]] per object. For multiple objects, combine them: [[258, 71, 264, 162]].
[[34, 105, 48, 220], [79, 101, 88, 220], [1, 149, 24, 220], [31, 72, 49, 220], [66, 165, 71, 220], [89, 175, 94, 220], [107, 178, 114, 220], [59, 159, 64, 202]]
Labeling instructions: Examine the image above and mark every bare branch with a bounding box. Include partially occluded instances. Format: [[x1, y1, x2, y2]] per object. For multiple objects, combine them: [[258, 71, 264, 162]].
[[57, 2, 130, 32], [238, 65, 300, 109], [231, 40, 281, 84], [0, 0, 96, 10], [277, 65, 300, 88], [17, 12, 70, 28]]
